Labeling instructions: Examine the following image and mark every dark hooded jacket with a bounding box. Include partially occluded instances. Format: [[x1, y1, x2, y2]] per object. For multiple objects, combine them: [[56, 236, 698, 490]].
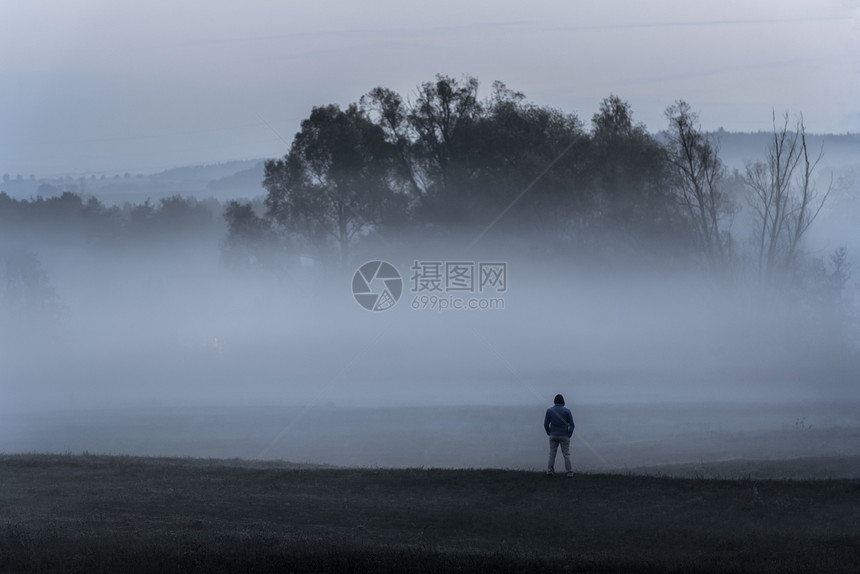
[[544, 404, 574, 437]]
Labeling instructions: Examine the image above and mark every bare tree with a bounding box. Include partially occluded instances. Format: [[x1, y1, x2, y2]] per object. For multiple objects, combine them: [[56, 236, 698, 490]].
[[664, 101, 733, 264], [742, 112, 832, 284]]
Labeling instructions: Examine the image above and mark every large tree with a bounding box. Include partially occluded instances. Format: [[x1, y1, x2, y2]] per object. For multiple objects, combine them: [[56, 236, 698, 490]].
[[359, 86, 424, 205], [406, 74, 483, 223], [587, 95, 678, 248], [467, 82, 586, 242], [263, 104, 399, 268], [363, 78, 587, 237]]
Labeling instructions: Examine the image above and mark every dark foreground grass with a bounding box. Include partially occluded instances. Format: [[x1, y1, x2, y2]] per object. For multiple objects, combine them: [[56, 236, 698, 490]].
[[0, 454, 858, 573]]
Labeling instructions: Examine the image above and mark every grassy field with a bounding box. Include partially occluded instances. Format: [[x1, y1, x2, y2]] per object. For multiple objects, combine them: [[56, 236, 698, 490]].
[[1, 453, 858, 573]]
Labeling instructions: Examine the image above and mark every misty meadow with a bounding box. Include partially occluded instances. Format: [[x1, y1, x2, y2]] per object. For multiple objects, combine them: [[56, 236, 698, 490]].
[[1, 75, 859, 572]]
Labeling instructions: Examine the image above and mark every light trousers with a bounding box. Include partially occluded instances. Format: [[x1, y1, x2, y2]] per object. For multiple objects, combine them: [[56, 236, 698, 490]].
[[548, 435, 572, 473]]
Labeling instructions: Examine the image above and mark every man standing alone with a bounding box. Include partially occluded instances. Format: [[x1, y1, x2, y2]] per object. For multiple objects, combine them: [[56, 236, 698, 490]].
[[544, 394, 575, 477]]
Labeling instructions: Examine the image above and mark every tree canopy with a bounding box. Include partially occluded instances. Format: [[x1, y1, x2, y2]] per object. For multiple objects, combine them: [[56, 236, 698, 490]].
[[261, 75, 696, 266]]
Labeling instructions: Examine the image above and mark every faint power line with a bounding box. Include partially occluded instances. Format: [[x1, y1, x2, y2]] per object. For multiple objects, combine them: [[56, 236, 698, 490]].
[[468, 139, 575, 249]]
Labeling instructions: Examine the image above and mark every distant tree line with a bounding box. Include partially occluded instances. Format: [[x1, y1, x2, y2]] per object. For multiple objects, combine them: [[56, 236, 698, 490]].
[[0, 74, 846, 298], [0, 192, 228, 335], [224, 75, 843, 295], [0, 192, 223, 246]]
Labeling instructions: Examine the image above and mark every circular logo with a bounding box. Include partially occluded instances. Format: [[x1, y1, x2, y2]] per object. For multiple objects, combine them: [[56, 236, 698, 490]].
[[351, 260, 402, 311]]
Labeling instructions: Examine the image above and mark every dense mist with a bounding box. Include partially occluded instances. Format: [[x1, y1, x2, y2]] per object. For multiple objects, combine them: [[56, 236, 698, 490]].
[[1, 202, 856, 401], [1, 219, 857, 467], [1, 83, 858, 469]]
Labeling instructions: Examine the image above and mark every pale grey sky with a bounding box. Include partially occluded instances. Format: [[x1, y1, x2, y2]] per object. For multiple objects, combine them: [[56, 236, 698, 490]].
[[1, 0, 857, 177]]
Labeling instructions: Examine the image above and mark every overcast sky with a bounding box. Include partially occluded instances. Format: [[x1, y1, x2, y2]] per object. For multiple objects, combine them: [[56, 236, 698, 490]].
[[1, 0, 857, 177]]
